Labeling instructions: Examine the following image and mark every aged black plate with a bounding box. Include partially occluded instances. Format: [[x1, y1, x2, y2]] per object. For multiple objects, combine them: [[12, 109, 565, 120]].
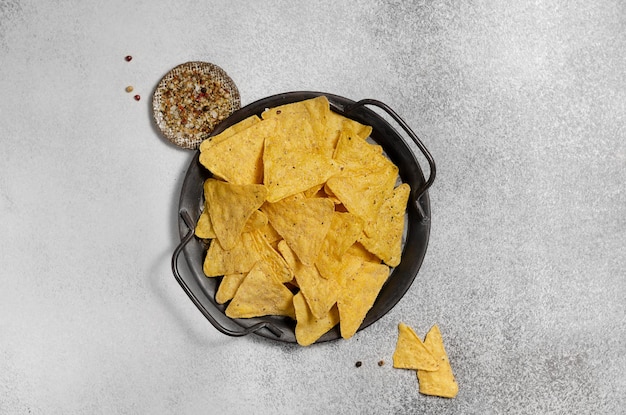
[[173, 91, 435, 343]]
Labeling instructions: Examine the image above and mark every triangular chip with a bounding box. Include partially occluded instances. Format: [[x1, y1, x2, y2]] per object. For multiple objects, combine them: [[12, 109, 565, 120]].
[[325, 110, 372, 150], [225, 261, 295, 319], [278, 241, 338, 319], [243, 210, 268, 233], [417, 325, 459, 398], [199, 118, 276, 185], [332, 128, 390, 176], [359, 183, 410, 267], [337, 261, 389, 339], [249, 230, 293, 283], [199, 114, 261, 151], [203, 232, 260, 277], [325, 163, 398, 223], [315, 212, 364, 280], [262, 97, 339, 202], [345, 242, 382, 264], [203, 178, 267, 250], [392, 322, 439, 371], [194, 209, 216, 239], [215, 273, 247, 304], [261, 96, 332, 154], [293, 292, 340, 346], [262, 197, 335, 266]]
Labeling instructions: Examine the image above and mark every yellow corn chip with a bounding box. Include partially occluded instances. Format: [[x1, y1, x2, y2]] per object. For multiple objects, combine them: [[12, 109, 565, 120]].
[[325, 110, 372, 150], [315, 212, 364, 280], [278, 241, 338, 319], [325, 163, 398, 223], [345, 242, 382, 264], [199, 118, 276, 185], [199, 114, 261, 151], [359, 183, 410, 267], [243, 210, 268, 233], [203, 232, 260, 277], [293, 292, 340, 346], [249, 230, 293, 283], [258, 221, 282, 247], [337, 261, 390, 339], [261, 96, 332, 154], [194, 209, 216, 239], [215, 273, 247, 304], [262, 197, 335, 266], [392, 322, 439, 371], [262, 97, 339, 202], [417, 325, 459, 398], [332, 128, 389, 176], [203, 178, 267, 250], [225, 261, 295, 319]]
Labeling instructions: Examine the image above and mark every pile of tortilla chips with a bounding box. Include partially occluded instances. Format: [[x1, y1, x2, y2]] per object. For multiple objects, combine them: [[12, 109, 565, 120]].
[[392, 323, 458, 398], [195, 96, 410, 346]]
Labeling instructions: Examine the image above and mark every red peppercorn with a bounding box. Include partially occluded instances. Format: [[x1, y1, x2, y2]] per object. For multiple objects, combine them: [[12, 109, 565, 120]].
[[125, 55, 133, 62], [134, 95, 141, 101]]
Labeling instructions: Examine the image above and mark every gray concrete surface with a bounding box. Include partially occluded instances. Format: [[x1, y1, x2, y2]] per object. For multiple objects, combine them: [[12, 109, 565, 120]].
[[1, 0, 624, 413]]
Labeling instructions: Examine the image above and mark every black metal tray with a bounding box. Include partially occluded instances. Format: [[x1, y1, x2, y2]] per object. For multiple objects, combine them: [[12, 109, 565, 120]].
[[171, 91, 436, 343]]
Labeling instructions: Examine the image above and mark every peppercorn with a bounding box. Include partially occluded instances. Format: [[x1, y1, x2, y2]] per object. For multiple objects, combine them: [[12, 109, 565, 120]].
[[355, 361, 362, 368], [125, 86, 134, 93], [134, 95, 141, 101], [125, 55, 133, 62]]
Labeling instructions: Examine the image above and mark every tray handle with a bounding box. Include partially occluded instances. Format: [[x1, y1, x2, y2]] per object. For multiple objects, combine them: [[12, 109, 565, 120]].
[[344, 99, 436, 204], [171, 209, 283, 339]]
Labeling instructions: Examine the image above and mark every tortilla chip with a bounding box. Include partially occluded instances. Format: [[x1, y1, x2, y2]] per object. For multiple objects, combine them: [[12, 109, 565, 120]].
[[194, 209, 216, 239], [262, 197, 335, 266], [315, 212, 364, 280], [332, 128, 390, 176], [215, 273, 247, 304], [203, 178, 267, 250], [293, 292, 340, 346], [325, 163, 398, 223], [258, 221, 282, 247], [249, 230, 293, 283], [199, 118, 275, 185], [261, 96, 331, 153], [278, 241, 338, 319], [325, 110, 372, 150], [225, 261, 295, 319], [359, 183, 410, 267], [417, 325, 459, 398], [199, 114, 261, 151], [262, 97, 339, 202], [392, 323, 439, 371], [337, 261, 390, 339], [203, 232, 260, 277], [345, 242, 382, 264], [243, 210, 268, 233]]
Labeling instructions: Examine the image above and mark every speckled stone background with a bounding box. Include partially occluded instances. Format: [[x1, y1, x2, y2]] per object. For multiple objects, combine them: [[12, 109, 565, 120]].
[[1, 1, 625, 414]]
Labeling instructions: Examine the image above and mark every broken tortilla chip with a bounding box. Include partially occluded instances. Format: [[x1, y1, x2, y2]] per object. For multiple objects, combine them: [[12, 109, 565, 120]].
[[392, 322, 439, 371], [417, 325, 459, 398]]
